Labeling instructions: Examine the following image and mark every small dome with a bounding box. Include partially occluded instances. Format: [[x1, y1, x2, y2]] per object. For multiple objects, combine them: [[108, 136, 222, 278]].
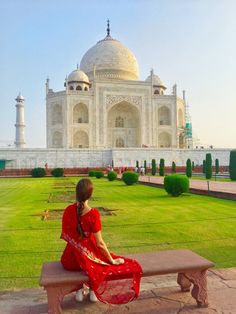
[[80, 35, 139, 81], [146, 73, 165, 87], [15, 93, 25, 101], [68, 69, 89, 84]]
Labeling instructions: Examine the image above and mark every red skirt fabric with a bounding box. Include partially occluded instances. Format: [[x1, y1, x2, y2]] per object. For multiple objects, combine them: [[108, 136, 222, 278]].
[[60, 204, 142, 304]]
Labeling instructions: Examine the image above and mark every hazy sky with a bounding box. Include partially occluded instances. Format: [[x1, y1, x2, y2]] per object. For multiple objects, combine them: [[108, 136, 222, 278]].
[[0, 0, 235, 148]]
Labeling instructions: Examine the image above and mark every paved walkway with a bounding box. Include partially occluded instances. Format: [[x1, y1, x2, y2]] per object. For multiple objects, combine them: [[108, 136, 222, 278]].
[[139, 176, 236, 195], [1, 268, 236, 314]]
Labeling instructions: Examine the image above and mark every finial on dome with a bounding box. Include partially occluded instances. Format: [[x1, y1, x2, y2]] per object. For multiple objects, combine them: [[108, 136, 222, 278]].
[[77, 63, 79, 70], [107, 19, 110, 36]]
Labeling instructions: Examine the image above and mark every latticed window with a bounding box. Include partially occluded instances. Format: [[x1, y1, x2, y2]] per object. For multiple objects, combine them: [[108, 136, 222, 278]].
[[115, 116, 124, 128], [116, 137, 124, 147]]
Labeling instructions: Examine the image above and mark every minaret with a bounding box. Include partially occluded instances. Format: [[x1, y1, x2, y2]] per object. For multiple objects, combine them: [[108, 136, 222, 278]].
[[14, 93, 26, 148], [183, 91, 193, 149]]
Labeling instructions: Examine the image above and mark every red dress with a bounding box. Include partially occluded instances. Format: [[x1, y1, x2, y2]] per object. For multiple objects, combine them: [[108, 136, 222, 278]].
[[61, 203, 142, 304]]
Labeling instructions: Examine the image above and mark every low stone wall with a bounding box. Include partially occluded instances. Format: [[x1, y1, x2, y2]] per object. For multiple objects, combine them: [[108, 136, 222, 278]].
[[0, 147, 232, 169]]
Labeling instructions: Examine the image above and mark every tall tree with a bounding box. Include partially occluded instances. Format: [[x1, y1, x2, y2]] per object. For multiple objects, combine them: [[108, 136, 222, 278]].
[[229, 150, 236, 181], [186, 158, 192, 178], [172, 161, 176, 173], [203, 160, 206, 174], [159, 159, 165, 176], [215, 158, 219, 174], [205, 153, 212, 179], [151, 159, 156, 176]]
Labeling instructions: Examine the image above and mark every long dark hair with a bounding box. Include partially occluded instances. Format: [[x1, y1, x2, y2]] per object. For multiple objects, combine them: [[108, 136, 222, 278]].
[[76, 178, 93, 238]]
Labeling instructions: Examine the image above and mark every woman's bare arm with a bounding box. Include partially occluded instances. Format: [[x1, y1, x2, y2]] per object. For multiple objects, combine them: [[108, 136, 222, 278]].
[[93, 231, 124, 265]]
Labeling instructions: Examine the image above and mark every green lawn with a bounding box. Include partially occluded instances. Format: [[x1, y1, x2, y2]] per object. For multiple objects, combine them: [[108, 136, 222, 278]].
[[0, 176, 236, 290]]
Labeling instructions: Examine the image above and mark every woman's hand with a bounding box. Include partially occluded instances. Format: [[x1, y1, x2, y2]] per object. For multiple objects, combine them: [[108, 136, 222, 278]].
[[112, 258, 125, 265]]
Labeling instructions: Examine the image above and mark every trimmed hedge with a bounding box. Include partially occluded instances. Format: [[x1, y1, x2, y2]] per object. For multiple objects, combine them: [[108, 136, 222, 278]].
[[122, 171, 139, 185], [95, 171, 104, 179], [172, 161, 176, 173], [186, 158, 192, 178], [107, 171, 117, 181], [229, 149, 236, 181], [215, 159, 219, 174], [159, 159, 165, 176], [51, 168, 64, 177], [205, 153, 212, 179], [88, 170, 96, 177], [31, 167, 46, 178], [151, 159, 156, 176], [164, 174, 189, 197]]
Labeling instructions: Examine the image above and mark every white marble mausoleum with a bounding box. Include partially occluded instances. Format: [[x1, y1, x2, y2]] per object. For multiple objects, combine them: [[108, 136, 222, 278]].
[[0, 23, 232, 170], [46, 24, 187, 150]]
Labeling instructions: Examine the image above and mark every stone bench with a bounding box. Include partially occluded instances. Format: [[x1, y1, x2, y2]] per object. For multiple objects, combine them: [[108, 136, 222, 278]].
[[39, 249, 214, 313]]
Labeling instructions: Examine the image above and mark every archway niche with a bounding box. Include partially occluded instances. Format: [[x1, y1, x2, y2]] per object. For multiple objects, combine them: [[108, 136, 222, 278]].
[[178, 109, 184, 128], [158, 106, 171, 125], [158, 132, 171, 148], [179, 133, 185, 148], [51, 104, 63, 125], [107, 101, 141, 147], [73, 130, 89, 148], [116, 137, 124, 147], [73, 103, 88, 123], [52, 131, 63, 148]]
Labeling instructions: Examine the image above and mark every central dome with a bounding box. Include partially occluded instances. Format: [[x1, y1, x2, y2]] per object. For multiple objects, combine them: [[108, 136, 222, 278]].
[[80, 35, 139, 81]]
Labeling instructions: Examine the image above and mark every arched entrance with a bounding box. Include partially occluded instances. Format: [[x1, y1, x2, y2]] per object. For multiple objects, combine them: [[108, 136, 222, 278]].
[[158, 132, 171, 148], [107, 101, 140, 147], [73, 130, 89, 148], [73, 103, 88, 123]]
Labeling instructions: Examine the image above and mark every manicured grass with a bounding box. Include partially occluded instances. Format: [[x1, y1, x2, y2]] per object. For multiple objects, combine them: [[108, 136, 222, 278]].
[[0, 176, 236, 290]]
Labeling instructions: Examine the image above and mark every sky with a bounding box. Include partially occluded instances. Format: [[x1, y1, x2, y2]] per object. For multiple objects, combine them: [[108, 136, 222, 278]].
[[0, 0, 236, 148]]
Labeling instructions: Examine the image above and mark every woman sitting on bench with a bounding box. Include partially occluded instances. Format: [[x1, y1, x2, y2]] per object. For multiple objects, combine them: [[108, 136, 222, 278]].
[[60, 178, 142, 304]]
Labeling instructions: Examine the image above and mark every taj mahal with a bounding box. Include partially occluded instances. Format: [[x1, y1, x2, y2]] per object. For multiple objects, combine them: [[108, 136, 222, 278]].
[[0, 22, 231, 170], [46, 22, 188, 150]]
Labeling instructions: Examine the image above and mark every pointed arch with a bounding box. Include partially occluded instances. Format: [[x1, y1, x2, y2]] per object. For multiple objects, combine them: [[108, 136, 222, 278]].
[[116, 137, 124, 147], [158, 132, 171, 148], [73, 130, 89, 148], [52, 131, 63, 148], [178, 109, 184, 128], [52, 104, 63, 125], [107, 101, 141, 147], [158, 106, 171, 125], [73, 103, 88, 123]]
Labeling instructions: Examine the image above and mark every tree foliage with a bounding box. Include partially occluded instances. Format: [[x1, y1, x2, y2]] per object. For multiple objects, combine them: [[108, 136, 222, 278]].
[[229, 150, 236, 181], [186, 159, 192, 178], [205, 153, 212, 179], [164, 174, 189, 197], [159, 159, 165, 176], [151, 159, 156, 176], [122, 171, 139, 185], [171, 161, 176, 173]]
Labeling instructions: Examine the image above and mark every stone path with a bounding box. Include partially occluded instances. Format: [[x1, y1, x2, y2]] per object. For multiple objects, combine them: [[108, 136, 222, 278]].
[[1, 268, 236, 314], [139, 176, 236, 195]]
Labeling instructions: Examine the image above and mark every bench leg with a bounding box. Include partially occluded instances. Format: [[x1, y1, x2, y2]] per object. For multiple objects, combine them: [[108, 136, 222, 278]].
[[177, 273, 191, 292], [183, 270, 208, 307], [46, 284, 81, 314]]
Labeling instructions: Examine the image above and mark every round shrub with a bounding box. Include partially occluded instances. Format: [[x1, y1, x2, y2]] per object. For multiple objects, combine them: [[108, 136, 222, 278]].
[[107, 171, 117, 181], [122, 171, 139, 185], [88, 170, 96, 177], [95, 171, 104, 179], [51, 168, 64, 177], [31, 167, 46, 178], [164, 174, 189, 197]]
